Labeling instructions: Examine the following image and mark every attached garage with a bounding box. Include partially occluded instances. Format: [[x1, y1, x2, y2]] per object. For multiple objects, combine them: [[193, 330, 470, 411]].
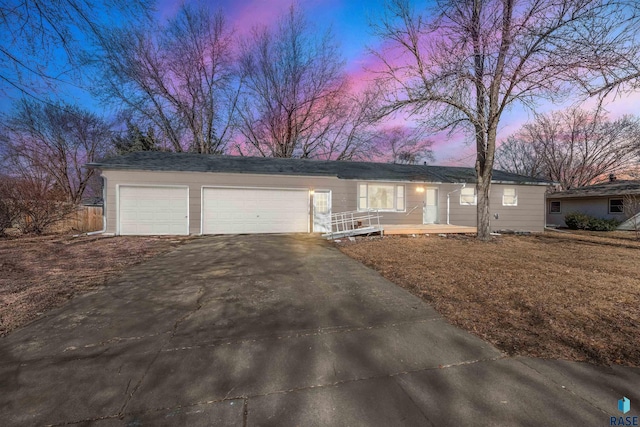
[[118, 185, 189, 235], [202, 187, 309, 234]]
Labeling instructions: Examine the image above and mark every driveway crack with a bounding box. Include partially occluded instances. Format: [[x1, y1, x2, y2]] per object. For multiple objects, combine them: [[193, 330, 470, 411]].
[[118, 349, 162, 416], [516, 358, 610, 416], [243, 398, 249, 427], [393, 377, 436, 427], [171, 286, 206, 338]]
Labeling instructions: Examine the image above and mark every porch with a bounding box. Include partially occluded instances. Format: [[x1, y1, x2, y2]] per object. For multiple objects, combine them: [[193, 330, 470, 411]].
[[383, 224, 477, 235]]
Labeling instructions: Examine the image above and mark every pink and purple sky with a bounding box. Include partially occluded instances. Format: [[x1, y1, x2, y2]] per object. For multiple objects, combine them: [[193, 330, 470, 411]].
[[4, 0, 640, 165], [131, 0, 640, 165]]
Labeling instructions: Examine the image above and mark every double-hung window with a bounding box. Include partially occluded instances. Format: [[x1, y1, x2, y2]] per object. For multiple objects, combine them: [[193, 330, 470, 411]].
[[460, 187, 477, 205], [609, 198, 624, 213], [549, 201, 561, 214], [502, 188, 517, 206], [358, 184, 405, 211]]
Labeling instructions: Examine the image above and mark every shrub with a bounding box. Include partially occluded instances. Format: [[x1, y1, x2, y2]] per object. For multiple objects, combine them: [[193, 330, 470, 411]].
[[564, 212, 591, 230], [0, 177, 75, 235], [564, 212, 620, 231], [587, 217, 620, 231], [0, 181, 20, 237]]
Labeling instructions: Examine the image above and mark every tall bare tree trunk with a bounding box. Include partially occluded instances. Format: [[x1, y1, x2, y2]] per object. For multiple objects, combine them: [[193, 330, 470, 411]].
[[476, 124, 497, 240]]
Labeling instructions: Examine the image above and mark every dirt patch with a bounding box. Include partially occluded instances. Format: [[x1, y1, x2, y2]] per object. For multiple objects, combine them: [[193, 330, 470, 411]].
[[338, 232, 640, 367], [0, 234, 190, 336]]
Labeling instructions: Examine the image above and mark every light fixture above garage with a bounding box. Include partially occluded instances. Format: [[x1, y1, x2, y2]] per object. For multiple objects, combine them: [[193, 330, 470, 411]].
[[416, 186, 425, 193]]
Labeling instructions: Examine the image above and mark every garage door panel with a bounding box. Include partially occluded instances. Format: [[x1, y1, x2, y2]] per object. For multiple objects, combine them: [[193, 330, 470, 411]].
[[119, 186, 189, 235], [202, 187, 308, 234]]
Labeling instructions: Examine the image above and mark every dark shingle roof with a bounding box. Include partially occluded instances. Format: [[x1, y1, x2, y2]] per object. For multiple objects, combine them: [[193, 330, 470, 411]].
[[547, 180, 640, 199], [88, 152, 550, 185]]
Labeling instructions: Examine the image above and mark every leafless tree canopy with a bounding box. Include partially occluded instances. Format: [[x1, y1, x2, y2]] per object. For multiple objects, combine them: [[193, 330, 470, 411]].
[[96, 5, 238, 154], [1, 100, 112, 204], [0, 0, 151, 99], [236, 6, 380, 160], [496, 107, 640, 189], [373, 0, 640, 239], [372, 126, 434, 164]]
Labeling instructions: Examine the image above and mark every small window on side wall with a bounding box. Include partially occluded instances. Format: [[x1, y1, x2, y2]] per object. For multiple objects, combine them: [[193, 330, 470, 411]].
[[502, 188, 517, 206], [549, 200, 561, 214], [460, 187, 476, 205], [609, 198, 624, 214]]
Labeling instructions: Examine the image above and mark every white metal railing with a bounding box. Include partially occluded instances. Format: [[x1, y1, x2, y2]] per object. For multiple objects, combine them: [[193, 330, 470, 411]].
[[323, 209, 383, 239], [406, 203, 423, 216]]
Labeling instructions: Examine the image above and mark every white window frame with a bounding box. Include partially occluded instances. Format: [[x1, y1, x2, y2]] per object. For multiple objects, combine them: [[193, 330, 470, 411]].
[[502, 188, 518, 206], [549, 200, 561, 214], [460, 187, 477, 206], [609, 198, 624, 214], [358, 183, 406, 212]]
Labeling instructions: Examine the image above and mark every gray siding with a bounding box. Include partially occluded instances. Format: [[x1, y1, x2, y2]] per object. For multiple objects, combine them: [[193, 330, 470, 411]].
[[546, 196, 627, 227], [101, 169, 547, 234], [444, 183, 547, 232]]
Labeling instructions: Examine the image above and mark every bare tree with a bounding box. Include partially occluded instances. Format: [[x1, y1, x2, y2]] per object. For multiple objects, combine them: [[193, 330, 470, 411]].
[[1, 99, 112, 205], [0, 0, 150, 99], [372, 126, 434, 164], [496, 108, 640, 189], [236, 5, 361, 159], [495, 136, 546, 178], [373, 0, 640, 239], [316, 84, 384, 160], [96, 5, 237, 154], [0, 174, 75, 235], [0, 176, 20, 236]]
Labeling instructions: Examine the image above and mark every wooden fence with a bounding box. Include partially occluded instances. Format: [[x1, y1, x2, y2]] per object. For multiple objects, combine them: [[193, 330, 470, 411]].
[[55, 206, 103, 233]]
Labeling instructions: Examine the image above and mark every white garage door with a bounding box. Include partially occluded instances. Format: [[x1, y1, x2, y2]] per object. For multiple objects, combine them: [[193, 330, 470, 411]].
[[118, 186, 189, 235], [202, 187, 309, 234]]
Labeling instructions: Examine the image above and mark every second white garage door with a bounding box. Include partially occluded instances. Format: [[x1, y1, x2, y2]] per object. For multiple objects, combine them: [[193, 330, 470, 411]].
[[202, 187, 309, 234]]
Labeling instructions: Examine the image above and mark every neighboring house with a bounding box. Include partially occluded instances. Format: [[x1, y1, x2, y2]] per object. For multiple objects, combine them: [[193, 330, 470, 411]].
[[87, 152, 550, 236], [546, 179, 640, 229]]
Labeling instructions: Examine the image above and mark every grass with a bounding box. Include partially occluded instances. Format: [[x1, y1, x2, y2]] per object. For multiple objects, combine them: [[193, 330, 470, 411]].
[[0, 234, 189, 336], [338, 231, 640, 367]]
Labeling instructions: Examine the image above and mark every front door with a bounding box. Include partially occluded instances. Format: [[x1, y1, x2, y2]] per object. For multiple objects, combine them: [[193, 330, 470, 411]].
[[423, 188, 439, 224], [313, 190, 332, 232]]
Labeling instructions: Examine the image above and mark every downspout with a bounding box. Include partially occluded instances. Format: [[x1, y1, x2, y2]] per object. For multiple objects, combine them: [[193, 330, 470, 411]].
[[87, 176, 107, 235], [446, 183, 466, 225]]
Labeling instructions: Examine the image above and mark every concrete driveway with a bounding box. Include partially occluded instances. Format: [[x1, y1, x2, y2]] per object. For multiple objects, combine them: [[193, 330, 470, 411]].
[[1, 235, 638, 426]]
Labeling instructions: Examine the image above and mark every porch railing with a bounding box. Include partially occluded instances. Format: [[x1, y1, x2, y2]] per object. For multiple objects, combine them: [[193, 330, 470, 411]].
[[322, 209, 383, 239]]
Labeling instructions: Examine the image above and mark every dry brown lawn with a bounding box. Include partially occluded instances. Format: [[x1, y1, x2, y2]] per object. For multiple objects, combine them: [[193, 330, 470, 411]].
[[339, 232, 640, 367], [0, 234, 189, 336]]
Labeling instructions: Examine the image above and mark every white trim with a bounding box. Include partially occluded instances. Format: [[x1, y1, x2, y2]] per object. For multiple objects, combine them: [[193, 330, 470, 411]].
[[548, 200, 562, 214], [460, 187, 477, 206], [502, 187, 518, 206], [423, 187, 439, 224], [117, 184, 190, 236], [312, 189, 332, 233], [608, 197, 625, 214], [200, 185, 311, 234], [357, 182, 407, 212]]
